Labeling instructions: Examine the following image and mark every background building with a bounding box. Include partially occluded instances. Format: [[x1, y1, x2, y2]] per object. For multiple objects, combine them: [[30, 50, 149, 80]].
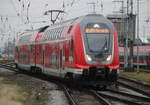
[[107, 14, 136, 46]]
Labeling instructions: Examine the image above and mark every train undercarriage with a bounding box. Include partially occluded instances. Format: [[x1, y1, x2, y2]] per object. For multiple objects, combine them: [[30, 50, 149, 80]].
[[64, 67, 118, 88]]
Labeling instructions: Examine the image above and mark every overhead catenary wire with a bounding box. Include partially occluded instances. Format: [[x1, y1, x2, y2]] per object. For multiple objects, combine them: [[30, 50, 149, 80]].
[[9, 0, 20, 17], [61, 0, 81, 18]]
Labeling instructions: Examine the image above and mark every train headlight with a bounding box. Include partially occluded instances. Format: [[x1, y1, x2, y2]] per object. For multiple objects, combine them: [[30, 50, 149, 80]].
[[86, 55, 92, 61], [106, 55, 112, 61]]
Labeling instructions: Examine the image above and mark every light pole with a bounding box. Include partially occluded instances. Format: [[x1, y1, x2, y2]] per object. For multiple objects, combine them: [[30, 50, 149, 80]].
[[137, 0, 140, 72]]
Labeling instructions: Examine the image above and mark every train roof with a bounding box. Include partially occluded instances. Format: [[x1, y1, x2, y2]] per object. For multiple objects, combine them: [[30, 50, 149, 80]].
[[46, 14, 113, 29], [16, 14, 113, 46]]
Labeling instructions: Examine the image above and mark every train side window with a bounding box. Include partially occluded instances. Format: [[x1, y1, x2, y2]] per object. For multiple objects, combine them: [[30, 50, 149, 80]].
[[58, 28, 61, 38], [53, 29, 55, 39], [46, 31, 48, 40], [54, 30, 56, 39], [54, 31, 56, 39], [49, 55, 53, 66], [61, 27, 64, 38], [48, 30, 51, 40], [51, 31, 53, 40], [67, 25, 73, 34], [45, 34, 47, 40], [54, 54, 58, 67], [56, 30, 58, 39], [54, 29, 56, 39], [47, 31, 49, 40], [51, 29, 54, 40], [59, 28, 62, 37], [58, 29, 61, 38], [43, 33, 46, 41], [60, 28, 62, 38], [57, 29, 59, 38], [49, 52, 58, 67], [48, 33, 50, 40]]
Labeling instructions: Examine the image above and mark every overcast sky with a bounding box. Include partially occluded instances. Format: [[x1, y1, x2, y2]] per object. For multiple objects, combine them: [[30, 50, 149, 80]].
[[0, 0, 150, 47]]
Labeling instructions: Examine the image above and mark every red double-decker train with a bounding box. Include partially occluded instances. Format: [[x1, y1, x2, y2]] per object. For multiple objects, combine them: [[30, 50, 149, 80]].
[[15, 14, 119, 87]]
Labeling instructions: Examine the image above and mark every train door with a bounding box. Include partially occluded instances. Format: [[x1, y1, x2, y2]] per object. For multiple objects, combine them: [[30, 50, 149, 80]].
[[42, 45, 45, 72], [30, 45, 36, 66], [59, 49, 63, 72], [35, 45, 42, 65]]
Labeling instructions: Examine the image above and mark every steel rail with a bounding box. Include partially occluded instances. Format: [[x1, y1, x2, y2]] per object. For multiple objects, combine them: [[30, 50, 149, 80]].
[[90, 90, 112, 105], [0, 63, 18, 72], [59, 84, 77, 105], [118, 80, 150, 97], [97, 90, 150, 105], [119, 76, 150, 88], [107, 89, 150, 102]]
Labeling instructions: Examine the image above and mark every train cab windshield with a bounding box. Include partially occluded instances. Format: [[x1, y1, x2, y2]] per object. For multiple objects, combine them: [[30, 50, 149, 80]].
[[84, 23, 113, 63]]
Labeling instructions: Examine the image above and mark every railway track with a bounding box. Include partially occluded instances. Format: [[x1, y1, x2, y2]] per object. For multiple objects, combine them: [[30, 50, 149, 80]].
[[1, 63, 150, 105], [90, 90, 112, 105], [0, 63, 18, 72], [0, 63, 77, 105], [0, 63, 112, 105], [97, 89, 150, 105], [64, 86, 112, 105], [59, 84, 77, 105], [118, 76, 150, 97]]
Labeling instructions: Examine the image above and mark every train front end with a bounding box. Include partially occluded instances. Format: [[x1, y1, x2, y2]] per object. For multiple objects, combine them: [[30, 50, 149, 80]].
[[73, 14, 119, 85]]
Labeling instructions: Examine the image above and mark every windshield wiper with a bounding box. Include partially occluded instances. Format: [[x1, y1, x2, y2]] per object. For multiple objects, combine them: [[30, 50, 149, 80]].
[[96, 36, 108, 54], [85, 34, 91, 52], [101, 36, 108, 52], [95, 36, 108, 58]]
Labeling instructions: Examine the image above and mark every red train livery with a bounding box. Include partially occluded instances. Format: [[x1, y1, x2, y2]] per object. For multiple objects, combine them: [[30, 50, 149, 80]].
[[15, 14, 119, 86], [119, 46, 150, 67]]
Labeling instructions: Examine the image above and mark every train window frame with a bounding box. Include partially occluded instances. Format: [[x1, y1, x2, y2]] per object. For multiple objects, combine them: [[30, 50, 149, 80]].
[[54, 29, 56, 39], [59, 28, 62, 37], [61, 27, 64, 38], [48, 31, 51, 40], [55, 29, 57, 39], [46, 31, 48, 41], [84, 23, 112, 54], [59, 28, 61, 38], [49, 30, 51, 40], [48, 30, 50, 40], [60, 28, 62, 38], [56, 29, 59, 39], [52, 29, 54, 40], [54, 29, 57, 39], [46, 30, 49, 40], [56, 29, 58, 36], [58, 28, 60, 38]]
